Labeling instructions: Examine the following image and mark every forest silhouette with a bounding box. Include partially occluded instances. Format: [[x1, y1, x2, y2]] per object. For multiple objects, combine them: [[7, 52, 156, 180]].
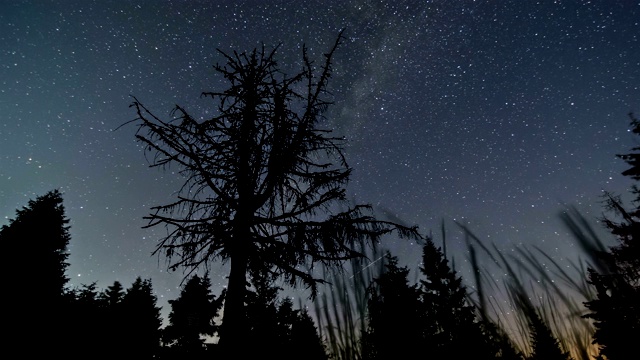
[[2, 33, 638, 359]]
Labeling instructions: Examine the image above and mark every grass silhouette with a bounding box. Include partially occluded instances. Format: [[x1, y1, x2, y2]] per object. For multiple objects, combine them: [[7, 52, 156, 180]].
[[314, 240, 385, 360], [312, 206, 611, 359], [457, 205, 608, 360]]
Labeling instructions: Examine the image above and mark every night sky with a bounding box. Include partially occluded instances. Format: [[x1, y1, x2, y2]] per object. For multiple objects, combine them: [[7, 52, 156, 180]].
[[1, 0, 638, 318]]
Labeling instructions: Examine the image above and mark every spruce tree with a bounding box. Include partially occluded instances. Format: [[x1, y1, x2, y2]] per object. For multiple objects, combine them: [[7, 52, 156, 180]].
[[69, 283, 103, 358], [100, 280, 125, 307], [1, 190, 71, 302], [288, 304, 328, 360], [419, 238, 494, 359], [527, 311, 571, 360], [98, 280, 126, 359], [163, 274, 224, 355], [362, 253, 423, 360], [480, 320, 523, 360], [584, 113, 640, 360], [1, 190, 72, 354], [243, 273, 328, 360], [244, 272, 282, 356], [121, 277, 163, 358], [126, 31, 418, 354]]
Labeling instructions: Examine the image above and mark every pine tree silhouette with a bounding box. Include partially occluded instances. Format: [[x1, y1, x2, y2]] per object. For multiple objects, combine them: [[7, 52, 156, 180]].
[[97, 280, 126, 359], [243, 273, 328, 359], [584, 113, 640, 360], [362, 253, 423, 360], [288, 304, 328, 360], [1, 190, 73, 354], [362, 241, 520, 359], [68, 283, 104, 358], [419, 238, 495, 359], [120, 277, 163, 359], [163, 274, 224, 357], [527, 311, 571, 360], [100, 280, 125, 307], [480, 319, 523, 360]]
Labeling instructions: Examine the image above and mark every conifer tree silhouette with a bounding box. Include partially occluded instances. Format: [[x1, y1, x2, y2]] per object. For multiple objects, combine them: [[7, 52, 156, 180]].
[[362, 253, 423, 360], [121, 277, 163, 358], [100, 280, 125, 307], [480, 320, 523, 360], [419, 238, 495, 359], [243, 271, 328, 359], [526, 311, 571, 360], [125, 30, 418, 354], [163, 274, 224, 356], [1, 190, 72, 354], [584, 113, 640, 360], [2, 190, 71, 301], [98, 280, 126, 359], [68, 283, 105, 358], [288, 304, 328, 360]]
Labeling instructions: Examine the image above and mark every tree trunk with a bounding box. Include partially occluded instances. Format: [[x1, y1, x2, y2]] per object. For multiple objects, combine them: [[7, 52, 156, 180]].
[[218, 190, 253, 356], [219, 77, 257, 357], [218, 247, 248, 357]]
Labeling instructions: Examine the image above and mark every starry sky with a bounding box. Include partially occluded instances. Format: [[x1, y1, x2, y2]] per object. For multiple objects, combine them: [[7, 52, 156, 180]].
[[1, 0, 639, 317]]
